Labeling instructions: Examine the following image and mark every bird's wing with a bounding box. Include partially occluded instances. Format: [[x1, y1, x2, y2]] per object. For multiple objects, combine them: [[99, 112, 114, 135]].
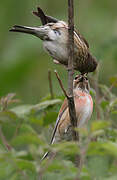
[[74, 29, 89, 48], [50, 98, 68, 144], [41, 99, 68, 160], [33, 7, 58, 25]]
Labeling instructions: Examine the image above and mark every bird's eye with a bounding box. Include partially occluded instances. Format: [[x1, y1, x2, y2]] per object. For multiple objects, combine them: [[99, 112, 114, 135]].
[[53, 29, 61, 36], [74, 76, 78, 80]]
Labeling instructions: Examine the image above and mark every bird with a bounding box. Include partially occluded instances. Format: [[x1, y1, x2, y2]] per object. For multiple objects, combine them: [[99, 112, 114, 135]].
[[41, 74, 93, 160], [9, 6, 98, 74]]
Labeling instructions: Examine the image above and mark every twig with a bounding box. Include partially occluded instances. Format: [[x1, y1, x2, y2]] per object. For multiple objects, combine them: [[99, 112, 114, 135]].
[[68, 0, 79, 141], [55, 70, 68, 98], [76, 134, 92, 179], [48, 70, 54, 99], [0, 94, 14, 151], [0, 126, 12, 151], [14, 119, 23, 138], [99, 80, 117, 104], [38, 153, 56, 180]]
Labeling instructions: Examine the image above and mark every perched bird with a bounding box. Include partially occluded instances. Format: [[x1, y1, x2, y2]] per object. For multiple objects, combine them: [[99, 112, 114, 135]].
[[42, 74, 93, 160], [10, 7, 98, 74]]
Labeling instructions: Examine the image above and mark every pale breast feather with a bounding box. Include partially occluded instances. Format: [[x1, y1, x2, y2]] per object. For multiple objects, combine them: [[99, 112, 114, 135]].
[[77, 95, 93, 128]]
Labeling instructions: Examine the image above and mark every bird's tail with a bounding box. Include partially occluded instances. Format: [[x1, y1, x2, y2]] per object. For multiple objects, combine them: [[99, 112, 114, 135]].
[[41, 151, 49, 161], [33, 6, 58, 25], [9, 25, 36, 35]]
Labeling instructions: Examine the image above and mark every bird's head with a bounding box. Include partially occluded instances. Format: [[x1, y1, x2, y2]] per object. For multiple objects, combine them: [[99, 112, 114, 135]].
[[10, 21, 68, 43], [41, 21, 68, 42], [73, 74, 89, 92]]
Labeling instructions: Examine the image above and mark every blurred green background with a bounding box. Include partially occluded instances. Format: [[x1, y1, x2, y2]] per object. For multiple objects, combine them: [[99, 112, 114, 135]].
[[0, 0, 117, 103]]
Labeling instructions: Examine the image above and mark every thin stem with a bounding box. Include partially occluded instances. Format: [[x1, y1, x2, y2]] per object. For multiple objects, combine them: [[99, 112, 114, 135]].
[[0, 126, 12, 151], [99, 81, 117, 104], [68, 0, 74, 96], [55, 70, 68, 98], [68, 0, 78, 141], [48, 70, 54, 99]]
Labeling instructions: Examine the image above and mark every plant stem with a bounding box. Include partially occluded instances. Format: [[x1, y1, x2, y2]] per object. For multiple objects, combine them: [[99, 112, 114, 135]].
[[48, 70, 54, 99], [68, 0, 79, 141]]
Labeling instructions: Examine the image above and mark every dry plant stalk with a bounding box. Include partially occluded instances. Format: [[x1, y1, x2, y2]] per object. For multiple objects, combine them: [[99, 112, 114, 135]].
[[68, 0, 79, 141], [48, 70, 54, 99]]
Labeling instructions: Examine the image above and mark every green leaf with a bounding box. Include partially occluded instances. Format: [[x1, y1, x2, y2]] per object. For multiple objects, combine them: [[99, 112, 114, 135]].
[[100, 100, 109, 110], [87, 155, 110, 178], [87, 142, 105, 156], [102, 142, 117, 156], [19, 124, 38, 135], [0, 111, 19, 140], [91, 129, 105, 137], [109, 98, 117, 109], [89, 88, 96, 98], [33, 99, 62, 111], [110, 76, 117, 87], [80, 167, 91, 180], [9, 173, 18, 180], [52, 141, 79, 156], [91, 120, 110, 132], [11, 133, 44, 147], [0, 162, 14, 180], [42, 160, 77, 180], [111, 111, 117, 114], [15, 159, 36, 172], [0, 111, 18, 123], [43, 111, 58, 126], [11, 99, 61, 118], [10, 105, 35, 118], [103, 176, 117, 180]]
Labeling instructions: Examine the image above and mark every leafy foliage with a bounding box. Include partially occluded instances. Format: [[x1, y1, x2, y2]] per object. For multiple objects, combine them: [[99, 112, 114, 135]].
[[0, 79, 116, 180]]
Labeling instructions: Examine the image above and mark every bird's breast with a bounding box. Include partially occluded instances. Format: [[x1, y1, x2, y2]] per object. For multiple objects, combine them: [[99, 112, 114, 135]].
[[43, 41, 68, 63], [57, 93, 93, 136], [75, 93, 93, 128]]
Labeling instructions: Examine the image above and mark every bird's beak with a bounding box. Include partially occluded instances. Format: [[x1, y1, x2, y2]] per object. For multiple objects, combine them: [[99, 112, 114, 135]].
[[9, 25, 50, 40]]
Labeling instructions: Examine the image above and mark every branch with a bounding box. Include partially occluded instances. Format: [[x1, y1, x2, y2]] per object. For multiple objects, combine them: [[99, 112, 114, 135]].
[[68, 0, 79, 141], [48, 70, 54, 99], [55, 70, 68, 98]]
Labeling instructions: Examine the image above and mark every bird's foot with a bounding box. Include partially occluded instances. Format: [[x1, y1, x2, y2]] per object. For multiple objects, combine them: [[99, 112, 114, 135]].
[[53, 59, 60, 64]]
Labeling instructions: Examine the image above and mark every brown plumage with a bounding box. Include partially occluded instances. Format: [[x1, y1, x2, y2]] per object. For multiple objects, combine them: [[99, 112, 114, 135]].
[[10, 6, 98, 74]]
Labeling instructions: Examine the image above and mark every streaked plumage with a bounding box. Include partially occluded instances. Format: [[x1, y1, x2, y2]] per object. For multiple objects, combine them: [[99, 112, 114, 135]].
[[10, 6, 98, 74], [42, 74, 93, 160]]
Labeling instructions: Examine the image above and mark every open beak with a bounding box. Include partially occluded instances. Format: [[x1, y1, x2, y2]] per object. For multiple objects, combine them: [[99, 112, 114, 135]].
[[9, 25, 49, 40]]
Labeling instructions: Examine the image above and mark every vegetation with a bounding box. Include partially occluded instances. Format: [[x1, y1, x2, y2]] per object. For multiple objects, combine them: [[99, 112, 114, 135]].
[[0, 76, 117, 179], [0, 0, 117, 179]]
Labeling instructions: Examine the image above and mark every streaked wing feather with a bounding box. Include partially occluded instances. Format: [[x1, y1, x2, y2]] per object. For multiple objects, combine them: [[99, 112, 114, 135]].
[[74, 28, 89, 48], [50, 100, 68, 144], [41, 99, 68, 160], [59, 98, 68, 114]]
